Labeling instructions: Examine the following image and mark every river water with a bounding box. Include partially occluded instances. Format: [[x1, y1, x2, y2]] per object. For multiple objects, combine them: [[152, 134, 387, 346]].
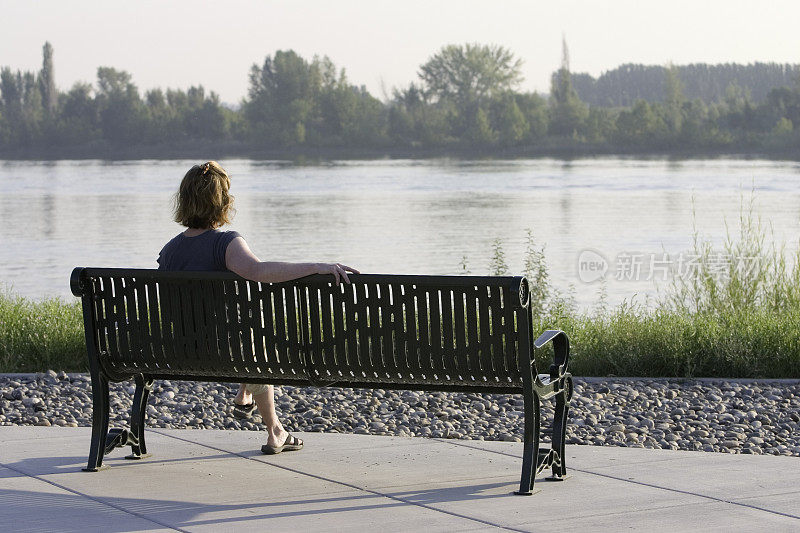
[[1, 157, 798, 308]]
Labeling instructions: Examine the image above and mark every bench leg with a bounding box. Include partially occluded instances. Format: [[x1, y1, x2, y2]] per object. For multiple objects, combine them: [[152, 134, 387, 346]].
[[126, 375, 153, 460], [547, 378, 571, 480], [83, 371, 110, 472], [515, 389, 541, 495]]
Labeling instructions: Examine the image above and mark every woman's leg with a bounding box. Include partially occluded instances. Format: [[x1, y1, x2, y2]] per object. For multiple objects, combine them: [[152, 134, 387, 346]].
[[250, 384, 290, 447], [234, 383, 251, 406]]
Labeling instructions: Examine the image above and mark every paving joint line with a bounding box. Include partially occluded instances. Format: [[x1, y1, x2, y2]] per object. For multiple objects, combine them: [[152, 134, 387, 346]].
[[434, 439, 800, 521], [0, 461, 189, 532], [152, 429, 528, 533]]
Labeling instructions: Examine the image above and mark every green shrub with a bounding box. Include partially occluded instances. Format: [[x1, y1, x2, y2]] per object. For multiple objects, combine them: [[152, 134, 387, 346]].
[[0, 290, 86, 372]]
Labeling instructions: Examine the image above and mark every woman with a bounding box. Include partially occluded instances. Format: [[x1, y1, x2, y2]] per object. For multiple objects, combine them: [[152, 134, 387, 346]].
[[157, 161, 358, 454]]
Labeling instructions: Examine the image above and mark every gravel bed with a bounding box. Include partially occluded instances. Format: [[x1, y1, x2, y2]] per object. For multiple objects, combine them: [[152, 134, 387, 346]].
[[2, 371, 799, 457]]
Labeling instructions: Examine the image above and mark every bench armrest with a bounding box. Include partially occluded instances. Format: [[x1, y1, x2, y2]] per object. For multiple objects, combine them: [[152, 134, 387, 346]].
[[71, 267, 87, 297], [534, 329, 571, 380]]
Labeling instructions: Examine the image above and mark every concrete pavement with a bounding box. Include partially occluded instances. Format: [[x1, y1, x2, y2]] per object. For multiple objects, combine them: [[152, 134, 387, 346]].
[[0, 426, 798, 532]]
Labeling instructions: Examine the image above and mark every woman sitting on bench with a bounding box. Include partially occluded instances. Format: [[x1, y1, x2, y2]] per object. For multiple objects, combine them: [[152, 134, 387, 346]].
[[157, 161, 358, 454]]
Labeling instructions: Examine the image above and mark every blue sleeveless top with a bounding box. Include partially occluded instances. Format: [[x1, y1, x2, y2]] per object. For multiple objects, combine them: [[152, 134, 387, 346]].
[[157, 230, 241, 271]]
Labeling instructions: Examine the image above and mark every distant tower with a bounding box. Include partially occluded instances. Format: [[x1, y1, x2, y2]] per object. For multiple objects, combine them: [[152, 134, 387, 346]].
[[554, 34, 573, 105], [40, 42, 57, 116]]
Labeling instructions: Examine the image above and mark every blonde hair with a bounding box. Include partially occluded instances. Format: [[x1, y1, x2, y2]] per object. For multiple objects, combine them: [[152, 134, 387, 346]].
[[173, 161, 235, 228]]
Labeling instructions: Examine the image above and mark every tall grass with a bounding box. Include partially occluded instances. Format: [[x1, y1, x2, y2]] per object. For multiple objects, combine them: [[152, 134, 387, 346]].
[[663, 194, 800, 315], [0, 289, 85, 372], [540, 304, 800, 379], [515, 191, 800, 378]]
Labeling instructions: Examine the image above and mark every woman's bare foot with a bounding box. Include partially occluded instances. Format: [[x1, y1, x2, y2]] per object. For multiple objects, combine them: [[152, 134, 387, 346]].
[[266, 424, 289, 448]]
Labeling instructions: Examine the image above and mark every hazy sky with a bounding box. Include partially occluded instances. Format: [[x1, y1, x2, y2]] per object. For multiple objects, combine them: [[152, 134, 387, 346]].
[[3, 0, 799, 104]]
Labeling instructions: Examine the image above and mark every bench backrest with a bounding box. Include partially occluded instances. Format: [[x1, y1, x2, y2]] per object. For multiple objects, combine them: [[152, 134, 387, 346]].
[[71, 268, 533, 392]]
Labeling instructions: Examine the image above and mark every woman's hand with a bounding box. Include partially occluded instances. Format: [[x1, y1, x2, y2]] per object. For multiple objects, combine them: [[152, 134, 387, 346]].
[[316, 263, 360, 285]]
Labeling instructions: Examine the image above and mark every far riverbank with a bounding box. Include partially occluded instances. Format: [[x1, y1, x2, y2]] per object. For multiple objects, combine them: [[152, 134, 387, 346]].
[[1, 140, 798, 162]]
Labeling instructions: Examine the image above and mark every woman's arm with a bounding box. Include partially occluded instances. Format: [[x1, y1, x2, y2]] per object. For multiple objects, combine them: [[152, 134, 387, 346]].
[[225, 236, 359, 284]]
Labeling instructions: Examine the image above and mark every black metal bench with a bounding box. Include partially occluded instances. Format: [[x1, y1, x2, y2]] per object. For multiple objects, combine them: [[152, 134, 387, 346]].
[[70, 267, 573, 495]]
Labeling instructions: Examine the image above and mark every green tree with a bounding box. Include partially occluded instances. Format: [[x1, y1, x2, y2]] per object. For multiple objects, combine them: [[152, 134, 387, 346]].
[[344, 87, 387, 146], [491, 92, 528, 145], [144, 88, 173, 142], [389, 83, 451, 146], [19, 72, 44, 145], [95, 67, 144, 143], [763, 86, 800, 130], [583, 107, 616, 144], [516, 92, 549, 142], [0, 68, 45, 146], [388, 87, 417, 145], [185, 86, 226, 140], [245, 50, 323, 145], [56, 82, 99, 145], [465, 104, 497, 145], [0, 67, 23, 145], [614, 99, 668, 146], [418, 43, 523, 103]]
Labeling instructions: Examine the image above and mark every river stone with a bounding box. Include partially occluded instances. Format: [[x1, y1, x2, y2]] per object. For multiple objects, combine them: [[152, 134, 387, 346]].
[[1, 374, 797, 456]]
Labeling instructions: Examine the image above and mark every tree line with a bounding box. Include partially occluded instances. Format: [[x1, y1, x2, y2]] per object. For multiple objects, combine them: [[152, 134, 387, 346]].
[[0, 42, 798, 156], [571, 62, 800, 107]]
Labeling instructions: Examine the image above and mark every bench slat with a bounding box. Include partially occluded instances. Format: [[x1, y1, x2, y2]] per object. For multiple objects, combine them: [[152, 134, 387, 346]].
[[306, 284, 323, 380], [250, 283, 267, 373], [155, 281, 175, 371], [355, 283, 372, 373], [402, 284, 418, 373], [377, 282, 395, 375], [465, 286, 480, 378], [144, 280, 164, 368], [320, 283, 336, 376], [342, 282, 359, 374], [120, 278, 139, 369], [170, 280, 187, 370], [131, 278, 150, 366], [331, 283, 348, 376], [441, 288, 455, 377], [241, 281, 260, 372], [261, 284, 277, 372], [413, 284, 429, 377], [428, 288, 443, 375], [502, 286, 518, 382], [454, 288, 468, 377], [367, 282, 384, 376], [388, 283, 406, 376], [377, 283, 389, 373], [223, 279, 243, 372], [488, 286, 505, 379], [92, 277, 109, 362], [110, 277, 128, 368], [477, 287, 496, 376], [188, 280, 205, 365], [284, 284, 303, 377]]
